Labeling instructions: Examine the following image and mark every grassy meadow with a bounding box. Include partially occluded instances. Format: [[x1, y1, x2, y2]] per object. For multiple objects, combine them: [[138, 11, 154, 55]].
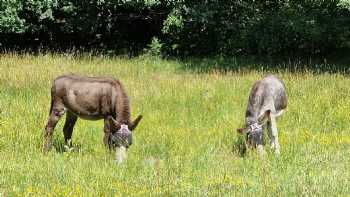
[[0, 54, 350, 196]]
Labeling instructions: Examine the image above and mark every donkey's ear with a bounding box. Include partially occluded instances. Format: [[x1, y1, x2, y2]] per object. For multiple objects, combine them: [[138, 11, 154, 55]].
[[237, 127, 248, 134], [129, 115, 143, 131], [109, 116, 121, 130], [258, 110, 271, 123]]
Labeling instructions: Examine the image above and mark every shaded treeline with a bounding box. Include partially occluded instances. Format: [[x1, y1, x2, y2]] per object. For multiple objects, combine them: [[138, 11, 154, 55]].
[[0, 0, 349, 57]]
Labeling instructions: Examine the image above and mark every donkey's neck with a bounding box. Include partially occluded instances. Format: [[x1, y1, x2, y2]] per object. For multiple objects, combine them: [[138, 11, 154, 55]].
[[245, 115, 259, 126], [245, 102, 262, 125], [115, 89, 131, 125]]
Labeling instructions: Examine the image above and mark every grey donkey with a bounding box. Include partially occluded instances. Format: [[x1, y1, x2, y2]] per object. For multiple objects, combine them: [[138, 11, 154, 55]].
[[237, 75, 287, 156], [43, 74, 142, 163]]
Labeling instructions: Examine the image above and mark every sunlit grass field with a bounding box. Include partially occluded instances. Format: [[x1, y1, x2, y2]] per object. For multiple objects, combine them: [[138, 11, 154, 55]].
[[0, 54, 350, 196]]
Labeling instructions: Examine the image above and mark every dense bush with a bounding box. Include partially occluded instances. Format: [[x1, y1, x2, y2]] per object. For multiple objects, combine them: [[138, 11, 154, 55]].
[[0, 0, 169, 55], [0, 0, 349, 56], [162, 0, 350, 56], [0, 0, 25, 33]]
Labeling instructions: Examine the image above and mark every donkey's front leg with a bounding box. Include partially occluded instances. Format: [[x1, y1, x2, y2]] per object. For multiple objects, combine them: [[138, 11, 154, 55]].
[[103, 118, 113, 150], [268, 115, 280, 155], [63, 112, 78, 151]]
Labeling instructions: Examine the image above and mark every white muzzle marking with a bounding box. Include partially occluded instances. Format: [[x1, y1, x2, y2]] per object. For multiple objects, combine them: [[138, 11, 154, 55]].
[[116, 146, 127, 164]]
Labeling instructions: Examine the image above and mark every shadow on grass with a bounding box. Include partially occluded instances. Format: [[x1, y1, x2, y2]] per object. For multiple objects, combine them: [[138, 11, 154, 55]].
[[178, 51, 350, 74], [232, 135, 247, 157]]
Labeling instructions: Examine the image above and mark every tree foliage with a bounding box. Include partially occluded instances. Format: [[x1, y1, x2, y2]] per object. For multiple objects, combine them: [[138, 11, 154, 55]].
[[162, 0, 350, 56], [0, 0, 349, 56]]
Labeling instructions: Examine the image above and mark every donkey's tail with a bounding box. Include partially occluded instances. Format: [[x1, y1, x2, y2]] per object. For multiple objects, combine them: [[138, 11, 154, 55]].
[[49, 98, 53, 115], [48, 85, 55, 115]]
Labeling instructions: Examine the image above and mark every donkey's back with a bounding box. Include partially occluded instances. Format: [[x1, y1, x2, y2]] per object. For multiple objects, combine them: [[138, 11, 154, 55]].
[[53, 74, 120, 91], [248, 75, 287, 115]]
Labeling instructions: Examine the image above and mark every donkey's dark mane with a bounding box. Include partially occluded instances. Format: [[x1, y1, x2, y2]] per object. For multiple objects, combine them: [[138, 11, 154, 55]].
[[114, 80, 131, 125]]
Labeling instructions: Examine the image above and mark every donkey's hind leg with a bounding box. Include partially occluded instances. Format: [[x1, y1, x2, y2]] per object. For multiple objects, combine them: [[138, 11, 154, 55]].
[[267, 120, 274, 148], [43, 100, 65, 152], [63, 111, 78, 147]]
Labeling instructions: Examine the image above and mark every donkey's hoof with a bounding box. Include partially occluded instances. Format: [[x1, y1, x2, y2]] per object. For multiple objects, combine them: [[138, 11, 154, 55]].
[[43, 144, 52, 153], [64, 145, 74, 152]]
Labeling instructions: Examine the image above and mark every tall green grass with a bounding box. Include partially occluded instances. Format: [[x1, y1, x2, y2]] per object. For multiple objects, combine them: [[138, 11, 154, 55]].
[[0, 54, 350, 196]]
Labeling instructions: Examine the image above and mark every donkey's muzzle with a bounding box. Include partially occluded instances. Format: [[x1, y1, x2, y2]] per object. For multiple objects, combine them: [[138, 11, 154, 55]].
[[111, 132, 132, 148]]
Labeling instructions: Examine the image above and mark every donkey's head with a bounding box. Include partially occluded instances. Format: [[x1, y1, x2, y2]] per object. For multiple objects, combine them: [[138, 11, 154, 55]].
[[110, 115, 142, 148], [237, 122, 263, 148], [109, 115, 143, 148], [237, 110, 270, 148]]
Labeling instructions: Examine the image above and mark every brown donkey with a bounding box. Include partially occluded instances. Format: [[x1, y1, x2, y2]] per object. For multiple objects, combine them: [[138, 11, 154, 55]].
[[43, 74, 142, 161]]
